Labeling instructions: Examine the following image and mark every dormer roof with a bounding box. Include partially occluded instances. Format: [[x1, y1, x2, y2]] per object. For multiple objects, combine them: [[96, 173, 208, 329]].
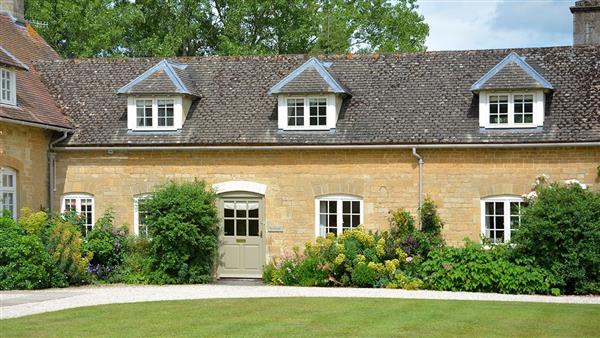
[[117, 59, 197, 96], [0, 45, 28, 70], [470, 52, 553, 92], [268, 57, 350, 95]]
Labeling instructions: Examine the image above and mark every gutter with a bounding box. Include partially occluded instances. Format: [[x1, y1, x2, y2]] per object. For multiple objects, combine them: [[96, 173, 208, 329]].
[[53, 141, 600, 151], [47, 131, 70, 213], [412, 148, 424, 230], [0, 117, 72, 133]]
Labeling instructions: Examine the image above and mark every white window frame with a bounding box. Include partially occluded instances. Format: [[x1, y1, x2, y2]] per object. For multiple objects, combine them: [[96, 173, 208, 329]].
[[61, 193, 95, 234], [480, 195, 524, 243], [133, 194, 151, 236], [314, 195, 364, 237], [0, 68, 16, 106], [127, 96, 182, 131], [0, 167, 17, 220], [479, 91, 544, 129], [278, 94, 339, 131]]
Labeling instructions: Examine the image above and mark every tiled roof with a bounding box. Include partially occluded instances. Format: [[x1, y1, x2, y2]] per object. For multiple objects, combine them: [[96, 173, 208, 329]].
[[0, 15, 71, 129], [35, 46, 600, 147], [117, 59, 197, 96], [0, 46, 28, 70], [470, 52, 553, 91]]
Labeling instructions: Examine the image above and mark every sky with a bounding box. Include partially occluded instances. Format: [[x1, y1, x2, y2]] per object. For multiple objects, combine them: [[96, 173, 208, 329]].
[[417, 0, 575, 51]]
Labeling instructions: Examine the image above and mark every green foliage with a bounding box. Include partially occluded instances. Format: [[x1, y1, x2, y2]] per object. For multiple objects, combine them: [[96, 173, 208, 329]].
[[512, 182, 600, 295], [17, 208, 49, 237], [0, 216, 63, 290], [263, 228, 423, 289], [420, 197, 443, 237], [46, 217, 93, 285], [112, 236, 153, 284], [144, 180, 220, 284], [26, 0, 429, 57], [418, 241, 554, 295], [83, 210, 128, 280]]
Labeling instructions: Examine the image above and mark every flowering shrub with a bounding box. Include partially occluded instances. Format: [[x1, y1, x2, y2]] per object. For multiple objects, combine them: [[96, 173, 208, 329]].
[[83, 210, 128, 281], [46, 217, 93, 285], [512, 180, 600, 295], [263, 227, 423, 289]]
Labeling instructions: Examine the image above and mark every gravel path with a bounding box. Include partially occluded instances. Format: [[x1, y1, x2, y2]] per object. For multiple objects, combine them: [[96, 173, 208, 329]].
[[1, 284, 599, 319]]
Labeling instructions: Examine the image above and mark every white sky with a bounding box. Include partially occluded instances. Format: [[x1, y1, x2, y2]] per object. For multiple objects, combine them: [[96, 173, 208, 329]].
[[417, 0, 575, 51]]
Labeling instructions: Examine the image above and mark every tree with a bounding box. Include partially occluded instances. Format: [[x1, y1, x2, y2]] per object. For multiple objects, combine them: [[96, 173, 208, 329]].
[[25, 0, 428, 58]]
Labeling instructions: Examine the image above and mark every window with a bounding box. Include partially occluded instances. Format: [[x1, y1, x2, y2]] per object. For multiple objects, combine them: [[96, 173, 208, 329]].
[[157, 99, 174, 127], [315, 195, 363, 237], [309, 98, 327, 126], [136, 99, 153, 127], [223, 200, 260, 237], [483, 92, 541, 128], [61, 194, 94, 234], [0, 68, 16, 105], [134, 195, 150, 236], [481, 196, 524, 243], [489, 95, 508, 124], [131, 97, 179, 130], [513, 95, 533, 124], [0, 167, 16, 220], [287, 98, 304, 126]]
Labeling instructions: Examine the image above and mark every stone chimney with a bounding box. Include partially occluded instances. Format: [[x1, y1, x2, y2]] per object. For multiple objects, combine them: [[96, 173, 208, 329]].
[[571, 0, 600, 46], [0, 0, 24, 22]]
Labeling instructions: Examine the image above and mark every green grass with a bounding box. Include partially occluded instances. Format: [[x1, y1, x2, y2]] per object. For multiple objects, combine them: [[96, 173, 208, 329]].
[[1, 298, 599, 337]]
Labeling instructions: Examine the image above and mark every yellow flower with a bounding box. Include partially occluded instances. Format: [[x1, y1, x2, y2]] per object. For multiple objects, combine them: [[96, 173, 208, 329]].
[[334, 253, 346, 266]]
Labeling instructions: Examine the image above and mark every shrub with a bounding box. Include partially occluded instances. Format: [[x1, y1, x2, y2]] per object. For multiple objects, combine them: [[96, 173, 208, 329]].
[[420, 197, 444, 237], [264, 228, 423, 289], [0, 215, 62, 290], [144, 180, 220, 284], [112, 236, 153, 284], [512, 181, 600, 295], [418, 240, 554, 294], [18, 208, 49, 237], [46, 217, 93, 285], [83, 210, 128, 280]]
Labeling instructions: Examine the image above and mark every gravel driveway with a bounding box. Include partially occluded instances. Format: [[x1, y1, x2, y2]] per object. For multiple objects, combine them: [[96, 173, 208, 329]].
[[1, 283, 599, 319]]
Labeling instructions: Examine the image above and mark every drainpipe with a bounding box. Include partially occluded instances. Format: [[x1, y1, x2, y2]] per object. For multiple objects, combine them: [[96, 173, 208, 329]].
[[412, 147, 424, 229], [48, 131, 69, 213]]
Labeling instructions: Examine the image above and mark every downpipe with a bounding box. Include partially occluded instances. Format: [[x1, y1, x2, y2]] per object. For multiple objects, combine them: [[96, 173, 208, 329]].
[[412, 147, 424, 229], [48, 131, 69, 213]]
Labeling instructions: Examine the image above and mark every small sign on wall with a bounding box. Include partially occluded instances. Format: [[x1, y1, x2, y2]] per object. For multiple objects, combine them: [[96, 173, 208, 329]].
[[268, 224, 284, 233]]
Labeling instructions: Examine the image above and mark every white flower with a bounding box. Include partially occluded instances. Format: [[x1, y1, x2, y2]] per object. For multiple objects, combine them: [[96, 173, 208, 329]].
[[564, 179, 588, 190], [523, 191, 538, 200]]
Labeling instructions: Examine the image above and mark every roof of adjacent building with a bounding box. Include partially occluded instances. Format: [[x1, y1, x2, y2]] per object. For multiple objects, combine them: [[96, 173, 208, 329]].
[[0, 14, 71, 130], [35, 46, 600, 147]]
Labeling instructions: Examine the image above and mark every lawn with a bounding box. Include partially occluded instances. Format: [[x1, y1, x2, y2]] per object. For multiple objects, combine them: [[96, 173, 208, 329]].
[[1, 298, 599, 337]]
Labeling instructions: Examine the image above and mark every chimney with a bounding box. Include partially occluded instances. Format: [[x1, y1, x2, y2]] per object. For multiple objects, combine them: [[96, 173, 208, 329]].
[[0, 0, 25, 22], [571, 0, 600, 46]]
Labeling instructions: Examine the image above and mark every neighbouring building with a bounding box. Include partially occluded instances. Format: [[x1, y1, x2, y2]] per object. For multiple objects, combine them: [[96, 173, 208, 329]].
[[2, 1, 600, 278]]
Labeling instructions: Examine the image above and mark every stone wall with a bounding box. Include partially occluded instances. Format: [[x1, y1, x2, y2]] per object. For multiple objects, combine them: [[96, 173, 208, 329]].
[[0, 122, 51, 215], [54, 147, 600, 259]]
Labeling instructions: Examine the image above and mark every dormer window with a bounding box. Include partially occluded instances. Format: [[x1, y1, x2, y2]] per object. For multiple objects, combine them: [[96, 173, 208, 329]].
[[0, 68, 16, 106], [269, 57, 351, 131], [471, 52, 553, 130], [118, 59, 198, 132]]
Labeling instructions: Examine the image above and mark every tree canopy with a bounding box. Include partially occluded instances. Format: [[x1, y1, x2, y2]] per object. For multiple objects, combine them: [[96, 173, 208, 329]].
[[25, 0, 429, 58]]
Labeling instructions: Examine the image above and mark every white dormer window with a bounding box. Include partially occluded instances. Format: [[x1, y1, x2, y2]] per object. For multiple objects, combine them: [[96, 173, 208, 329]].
[[278, 95, 340, 130], [479, 91, 544, 129], [0, 68, 16, 106], [128, 97, 185, 131]]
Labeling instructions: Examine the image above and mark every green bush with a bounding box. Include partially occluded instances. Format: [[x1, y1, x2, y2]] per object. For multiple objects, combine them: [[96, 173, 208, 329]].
[[418, 240, 554, 294], [112, 236, 153, 284], [83, 210, 128, 280], [144, 180, 220, 284], [46, 217, 93, 285], [18, 208, 49, 237], [420, 197, 444, 237], [264, 228, 423, 289], [512, 182, 600, 295], [0, 215, 63, 290]]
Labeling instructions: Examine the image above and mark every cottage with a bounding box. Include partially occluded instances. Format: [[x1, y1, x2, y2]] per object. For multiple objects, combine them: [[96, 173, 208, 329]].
[[1, 0, 599, 278]]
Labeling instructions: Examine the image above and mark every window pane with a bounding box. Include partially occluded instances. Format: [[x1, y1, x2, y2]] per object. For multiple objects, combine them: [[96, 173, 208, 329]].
[[236, 202, 247, 218], [352, 201, 360, 213], [328, 214, 337, 227], [495, 202, 504, 214], [515, 115, 523, 123], [485, 202, 495, 215], [343, 201, 350, 214], [524, 115, 533, 123], [224, 202, 235, 217], [343, 214, 350, 227], [352, 215, 360, 227], [249, 220, 259, 236], [328, 201, 336, 213], [320, 214, 327, 227], [224, 219, 234, 236], [496, 216, 504, 230], [248, 202, 259, 218], [236, 219, 247, 236], [320, 201, 327, 213]]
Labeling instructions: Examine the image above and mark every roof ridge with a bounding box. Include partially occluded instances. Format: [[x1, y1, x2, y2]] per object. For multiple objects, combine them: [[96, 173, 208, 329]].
[[268, 57, 350, 95], [116, 59, 194, 95]]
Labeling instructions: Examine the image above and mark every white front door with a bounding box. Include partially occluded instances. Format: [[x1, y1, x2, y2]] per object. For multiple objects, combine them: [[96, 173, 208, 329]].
[[218, 196, 265, 278]]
